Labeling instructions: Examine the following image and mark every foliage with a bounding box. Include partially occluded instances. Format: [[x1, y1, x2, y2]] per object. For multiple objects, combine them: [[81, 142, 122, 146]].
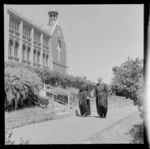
[[5, 63, 43, 111], [37, 96, 50, 108], [110, 57, 143, 103], [136, 77, 144, 119], [129, 123, 144, 144], [4, 61, 96, 111], [33, 63, 96, 89]]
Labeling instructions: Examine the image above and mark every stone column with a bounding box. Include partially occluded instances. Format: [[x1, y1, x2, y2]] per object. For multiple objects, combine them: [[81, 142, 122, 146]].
[[4, 5, 9, 62], [31, 27, 34, 65], [19, 19, 23, 62], [40, 33, 43, 66], [49, 38, 53, 70]]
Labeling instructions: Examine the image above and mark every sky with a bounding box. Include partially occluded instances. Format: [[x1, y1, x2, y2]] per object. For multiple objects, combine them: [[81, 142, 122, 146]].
[[7, 4, 143, 84]]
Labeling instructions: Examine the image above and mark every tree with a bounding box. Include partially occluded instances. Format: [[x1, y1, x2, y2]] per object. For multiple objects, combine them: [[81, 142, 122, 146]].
[[110, 57, 143, 103]]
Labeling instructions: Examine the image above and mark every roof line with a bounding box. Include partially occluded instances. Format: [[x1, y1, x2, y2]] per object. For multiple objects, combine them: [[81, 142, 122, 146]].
[[50, 19, 59, 35], [8, 7, 50, 36]]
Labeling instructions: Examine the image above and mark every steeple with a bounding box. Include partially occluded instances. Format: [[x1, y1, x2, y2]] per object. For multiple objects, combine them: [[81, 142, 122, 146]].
[[48, 5, 59, 27]]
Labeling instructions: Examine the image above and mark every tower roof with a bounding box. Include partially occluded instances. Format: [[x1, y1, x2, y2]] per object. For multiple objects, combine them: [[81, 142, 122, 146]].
[[48, 5, 59, 15]]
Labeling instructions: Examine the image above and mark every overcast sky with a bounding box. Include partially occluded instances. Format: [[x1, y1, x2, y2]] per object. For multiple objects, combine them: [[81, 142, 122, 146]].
[[7, 4, 143, 84]]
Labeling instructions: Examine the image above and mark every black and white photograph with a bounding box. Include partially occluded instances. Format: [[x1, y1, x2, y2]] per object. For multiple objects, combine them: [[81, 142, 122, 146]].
[[4, 4, 148, 145]]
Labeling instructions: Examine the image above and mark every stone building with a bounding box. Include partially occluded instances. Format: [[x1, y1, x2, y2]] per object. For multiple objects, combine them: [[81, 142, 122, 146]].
[[4, 5, 68, 74]]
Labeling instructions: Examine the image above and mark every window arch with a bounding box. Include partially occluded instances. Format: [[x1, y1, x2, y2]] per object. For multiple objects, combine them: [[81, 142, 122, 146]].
[[43, 53, 45, 66], [33, 49, 36, 63], [58, 40, 61, 49], [37, 51, 40, 64], [46, 55, 49, 67], [14, 41, 19, 57], [22, 45, 26, 60], [27, 47, 30, 61], [8, 39, 14, 56]]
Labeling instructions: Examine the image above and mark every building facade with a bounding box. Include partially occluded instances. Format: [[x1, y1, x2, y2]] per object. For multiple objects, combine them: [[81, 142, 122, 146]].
[[4, 5, 68, 74]]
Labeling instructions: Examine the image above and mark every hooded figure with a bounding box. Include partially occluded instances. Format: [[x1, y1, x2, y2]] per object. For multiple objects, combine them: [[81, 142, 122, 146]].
[[78, 77, 91, 116], [95, 77, 109, 118]]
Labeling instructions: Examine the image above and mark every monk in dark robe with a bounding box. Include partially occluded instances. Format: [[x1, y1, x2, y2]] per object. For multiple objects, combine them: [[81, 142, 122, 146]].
[[86, 94, 91, 115], [78, 77, 91, 116], [95, 77, 109, 118]]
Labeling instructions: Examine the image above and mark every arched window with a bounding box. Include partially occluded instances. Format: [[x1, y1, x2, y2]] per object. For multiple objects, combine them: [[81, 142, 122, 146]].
[[46, 55, 49, 67], [33, 49, 36, 63], [58, 40, 61, 49], [43, 53, 45, 66], [27, 47, 30, 61], [14, 42, 19, 57], [22, 45, 26, 60], [37, 51, 40, 64], [8, 39, 13, 56]]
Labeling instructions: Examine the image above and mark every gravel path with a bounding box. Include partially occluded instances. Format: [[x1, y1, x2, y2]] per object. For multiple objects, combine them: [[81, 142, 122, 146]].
[[10, 105, 139, 144]]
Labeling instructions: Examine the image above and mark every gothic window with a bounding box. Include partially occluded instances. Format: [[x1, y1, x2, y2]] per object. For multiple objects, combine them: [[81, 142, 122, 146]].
[[23, 26, 31, 37], [37, 51, 40, 64], [22, 45, 26, 60], [27, 47, 30, 61], [8, 39, 13, 56], [58, 40, 61, 49], [43, 53, 45, 66], [46, 55, 49, 67], [34, 32, 40, 42], [43, 38, 49, 47], [13, 23, 15, 30], [33, 49, 36, 63], [14, 42, 19, 57], [9, 19, 19, 32]]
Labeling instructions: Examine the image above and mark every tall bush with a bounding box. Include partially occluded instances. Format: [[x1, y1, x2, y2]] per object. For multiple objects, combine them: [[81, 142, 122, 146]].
[[5, 64, 43, 111]]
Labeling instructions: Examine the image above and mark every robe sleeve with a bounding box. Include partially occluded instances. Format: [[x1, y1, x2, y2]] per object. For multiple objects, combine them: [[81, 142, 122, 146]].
[[105, 84, 109, 96], [78, 86, 81, 97]]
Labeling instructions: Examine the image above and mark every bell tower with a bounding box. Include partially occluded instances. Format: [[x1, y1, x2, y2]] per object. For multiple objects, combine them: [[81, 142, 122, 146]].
[[48, 6, 59, 27]]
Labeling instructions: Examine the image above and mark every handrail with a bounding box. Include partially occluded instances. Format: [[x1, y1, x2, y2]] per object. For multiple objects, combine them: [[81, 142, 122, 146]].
[[53, 99, 67, 105], [41, 83, 71, 109]]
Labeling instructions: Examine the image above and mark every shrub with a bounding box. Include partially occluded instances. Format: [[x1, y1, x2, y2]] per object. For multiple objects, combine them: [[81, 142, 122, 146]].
[[4, 61, 96, 111], [136, 77, 144, 119], [5, 64, 43, 111], [130, 123, 144, 144], [37, 96, 49, 108]]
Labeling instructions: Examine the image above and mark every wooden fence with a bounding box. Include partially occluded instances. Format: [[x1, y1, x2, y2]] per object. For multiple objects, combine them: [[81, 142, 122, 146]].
[[40, 84, 71, 110]]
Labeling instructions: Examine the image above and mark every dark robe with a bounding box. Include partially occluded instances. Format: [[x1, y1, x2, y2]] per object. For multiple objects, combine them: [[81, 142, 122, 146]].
[[78, 82, 91, 116], [87, 99, 91, 115], [95, 83, 109, 118]]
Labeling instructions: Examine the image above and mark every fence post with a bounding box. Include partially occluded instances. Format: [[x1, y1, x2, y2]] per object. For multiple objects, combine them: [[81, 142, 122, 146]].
[[43, 84, 46, 97]]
